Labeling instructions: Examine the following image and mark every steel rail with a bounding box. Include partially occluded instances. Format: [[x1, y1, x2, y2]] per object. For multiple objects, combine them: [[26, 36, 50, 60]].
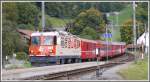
[[22, 53, 134, 80]]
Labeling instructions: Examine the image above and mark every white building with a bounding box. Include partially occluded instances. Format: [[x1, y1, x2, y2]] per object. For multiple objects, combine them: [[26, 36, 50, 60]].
[[137, 31, 149, 55]]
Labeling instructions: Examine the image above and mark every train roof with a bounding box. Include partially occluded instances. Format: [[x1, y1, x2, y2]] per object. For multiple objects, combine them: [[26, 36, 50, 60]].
[[97, 40, 126, 45], [31, 31, 79, 38], [80, 38, 97, 43], [31, 31, 59, 36]]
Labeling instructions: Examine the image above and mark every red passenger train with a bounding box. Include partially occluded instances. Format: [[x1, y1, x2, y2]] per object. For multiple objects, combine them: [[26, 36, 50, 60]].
[[29, 31, 126, 65]]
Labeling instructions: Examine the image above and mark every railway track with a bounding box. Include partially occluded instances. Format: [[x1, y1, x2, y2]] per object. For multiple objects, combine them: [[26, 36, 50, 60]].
[[23, 53, 135, 80]]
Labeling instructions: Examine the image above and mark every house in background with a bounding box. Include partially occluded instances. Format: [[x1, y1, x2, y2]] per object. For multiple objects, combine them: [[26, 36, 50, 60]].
[[137, 30, 149, 55]]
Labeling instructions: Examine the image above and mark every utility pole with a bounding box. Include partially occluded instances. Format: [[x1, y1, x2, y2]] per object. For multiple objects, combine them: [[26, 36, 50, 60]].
[[116, 13, 119, 28], [106, 13, 113, 42], [42, 1, 45, 31], [114, 12, 119, 41], [137, 24, 139, 39], [144, 24, 147, 55], [96, 48, 100, 78], [106, 24, 109, 63], [112, 13, 114, 42], [133, 1, 137, 61]]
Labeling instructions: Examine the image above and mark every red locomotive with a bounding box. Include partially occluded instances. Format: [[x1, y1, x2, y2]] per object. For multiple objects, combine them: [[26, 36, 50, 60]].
[[29, 31, 126, 65]]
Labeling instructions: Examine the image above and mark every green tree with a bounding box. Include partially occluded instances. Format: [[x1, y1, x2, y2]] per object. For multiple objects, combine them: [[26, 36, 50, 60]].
[[69, 7, 105, 39], [96, 2, 127, 12], [120, 20, 134, 44], [45, 3, 63, 18], [2, 3, 18, 22], [120, 19, 144, 44], [2, 3, 18, 57], [45, 2, 127, 19], [2, 19, 28, 56], [3, 2, 40, 30], [136, 2, 148, 24], [80, 27, 98, 40], [2, 2, 31, 60], [17, 3, 39, 30], [2, 20, 17, 56]]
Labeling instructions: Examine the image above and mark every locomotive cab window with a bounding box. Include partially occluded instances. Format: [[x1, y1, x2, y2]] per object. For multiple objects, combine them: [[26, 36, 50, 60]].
[[31, 36, 40, 45], [42, 36, 54, 45]]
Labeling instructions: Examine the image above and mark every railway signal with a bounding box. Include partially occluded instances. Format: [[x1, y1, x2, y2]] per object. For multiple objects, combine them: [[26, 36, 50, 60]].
[[102, 33, 112, 38]]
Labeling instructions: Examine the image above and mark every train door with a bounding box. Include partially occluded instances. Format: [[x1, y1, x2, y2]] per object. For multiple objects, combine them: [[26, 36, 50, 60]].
[[111, 45, 114, 57], [96, 48, 99, 55], [96, 47, 100, 60]]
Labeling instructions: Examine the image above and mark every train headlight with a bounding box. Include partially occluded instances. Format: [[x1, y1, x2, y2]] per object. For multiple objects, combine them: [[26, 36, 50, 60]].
[[31, 50, 33, 53]]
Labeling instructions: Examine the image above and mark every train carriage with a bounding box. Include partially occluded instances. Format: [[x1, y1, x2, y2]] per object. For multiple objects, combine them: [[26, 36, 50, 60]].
[[29, 31, 81, 65], [29, 31, 126, 65], [80, 39, 97, 61], [96, 41, 126, 59]]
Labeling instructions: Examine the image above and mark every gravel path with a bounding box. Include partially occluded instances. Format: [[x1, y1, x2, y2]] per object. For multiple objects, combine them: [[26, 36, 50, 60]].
[[67, 61, 133, 80]]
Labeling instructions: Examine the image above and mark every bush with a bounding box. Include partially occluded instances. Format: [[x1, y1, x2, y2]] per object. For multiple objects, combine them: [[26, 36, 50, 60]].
[[16, 52, 28, 60], [24, 60, 32, 68]]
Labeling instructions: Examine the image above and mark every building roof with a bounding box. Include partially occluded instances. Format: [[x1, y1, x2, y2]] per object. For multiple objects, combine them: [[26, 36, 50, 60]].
[[17, 29, 33, 39], [137, 32, 149, 47], [17, 29, 33, 36]]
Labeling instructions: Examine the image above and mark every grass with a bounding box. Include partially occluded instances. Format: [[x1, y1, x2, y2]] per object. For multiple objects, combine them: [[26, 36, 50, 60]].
[[108, 5, 133, 25], [118, 57, 148, 80], [108, 5, 133, 41], [5, 60, 32, 69], [49, 17, 73, 27], [39, 15, 73, 28], [23, 60, 32, 68]]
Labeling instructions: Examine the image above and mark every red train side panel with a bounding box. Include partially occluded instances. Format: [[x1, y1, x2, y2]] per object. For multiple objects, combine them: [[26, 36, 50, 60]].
[[81, 39, 97, 60]]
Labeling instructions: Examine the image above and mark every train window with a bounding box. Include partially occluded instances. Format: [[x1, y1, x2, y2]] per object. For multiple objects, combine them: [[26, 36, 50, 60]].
[[68, 38, 71, 48], [76, 40, 78, 48], [65, 37, 68, 48], [61, 37, 65, 48], [77, 40, 80, 48], [71, 38, 74, 48], [74, 39, 76, 48], [61, 41, 65, 48], [76, 40, 78, 49], [31, 36, 40, 45], [100, 47, 111, 50], [79, 41, 80, 48], [42, 36, 54, 45]]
